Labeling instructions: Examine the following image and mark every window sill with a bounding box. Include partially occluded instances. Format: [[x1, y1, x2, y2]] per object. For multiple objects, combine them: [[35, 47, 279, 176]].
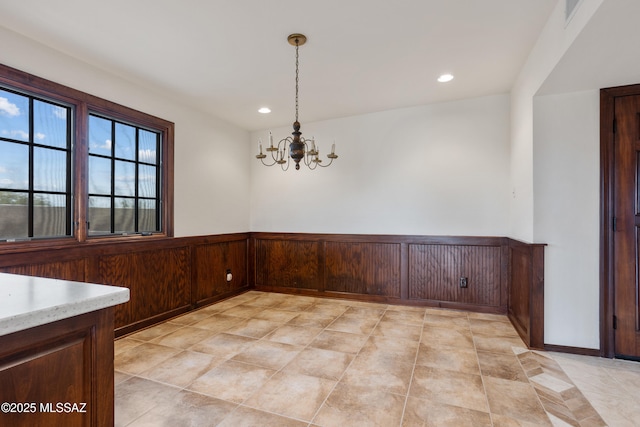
[[0, 234, 172, 256]]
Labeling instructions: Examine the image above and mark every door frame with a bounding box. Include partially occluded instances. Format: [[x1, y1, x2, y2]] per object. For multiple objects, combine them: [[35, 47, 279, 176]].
[[600, 84, 640, 358]]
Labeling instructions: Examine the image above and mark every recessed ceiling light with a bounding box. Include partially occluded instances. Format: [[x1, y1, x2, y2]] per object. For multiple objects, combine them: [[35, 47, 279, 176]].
[[437, 74, 454, 83], [258, 107, 271, 114]]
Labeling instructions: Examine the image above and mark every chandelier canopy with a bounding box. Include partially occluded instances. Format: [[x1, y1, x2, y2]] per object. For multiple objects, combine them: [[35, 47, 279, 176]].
[[256, 34, 337, 171]]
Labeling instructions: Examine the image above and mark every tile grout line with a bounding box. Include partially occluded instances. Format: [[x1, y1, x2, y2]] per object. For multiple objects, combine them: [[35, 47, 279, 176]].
[[116, 294, 375, 426], [127, 298, 261, 426], [469, 314, 499, 427], [208, 294, 312, 426], [398, 307, 428, 426], [215, 298, 315, 422], [211, 296, 361, 425], [261, 297, 350, 426], [119, 294, 270, 426], [119, 293, 566, 426], [210, 301, 318, 424], [307, 303, 390, 426]]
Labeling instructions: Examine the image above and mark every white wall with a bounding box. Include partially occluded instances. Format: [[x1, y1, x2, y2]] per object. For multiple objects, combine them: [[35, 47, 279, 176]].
[[250, 95, 510, 236], [533, 91, 600, 349], [510, 0, 604, 242], [0, 26, 251, 237], [510, 0, 606, 349]]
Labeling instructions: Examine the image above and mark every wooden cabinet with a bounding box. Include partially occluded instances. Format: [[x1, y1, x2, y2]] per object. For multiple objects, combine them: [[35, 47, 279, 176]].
[[0, 309, 115, 427]]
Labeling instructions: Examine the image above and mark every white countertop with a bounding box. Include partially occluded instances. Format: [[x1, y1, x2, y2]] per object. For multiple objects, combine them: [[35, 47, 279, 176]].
[[0, 272, 129, 337]]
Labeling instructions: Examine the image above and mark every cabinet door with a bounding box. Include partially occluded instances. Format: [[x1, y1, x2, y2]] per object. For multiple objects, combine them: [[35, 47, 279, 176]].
[[0, 309, 114, 427], [409, 244, 501, 306]]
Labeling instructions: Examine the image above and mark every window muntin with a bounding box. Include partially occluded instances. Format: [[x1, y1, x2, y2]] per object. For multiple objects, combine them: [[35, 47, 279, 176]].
[[88, 114, 161, 236], [0, 87, 72, 241]]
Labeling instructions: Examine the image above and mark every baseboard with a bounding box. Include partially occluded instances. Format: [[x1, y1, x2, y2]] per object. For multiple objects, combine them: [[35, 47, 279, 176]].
[[544, 344, 602, 357], [115, 305, 191, 338]]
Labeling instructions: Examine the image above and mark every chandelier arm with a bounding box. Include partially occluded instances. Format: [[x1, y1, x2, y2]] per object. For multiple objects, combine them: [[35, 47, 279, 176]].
[[315, 155, 337, 168], [302, 140, 312, 167], [260, 158, 276, 167], [315, 161, 332, 168], [276, 138, 289, 166], [281, 156, 291, 171], [269, 147, 279, 163], [283, 142, 292, 171], [305, 157, 315, 169]]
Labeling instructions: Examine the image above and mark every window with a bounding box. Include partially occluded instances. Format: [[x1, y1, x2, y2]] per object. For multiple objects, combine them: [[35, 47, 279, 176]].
[[0, 87, 72, 241], [0, 64, 174, 246], [88, 114, 161, 235]]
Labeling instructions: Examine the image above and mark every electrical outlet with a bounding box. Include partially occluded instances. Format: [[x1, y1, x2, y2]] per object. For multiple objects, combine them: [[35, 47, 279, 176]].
[[226, 269, 232, 282], [459, 277, 468, 288]]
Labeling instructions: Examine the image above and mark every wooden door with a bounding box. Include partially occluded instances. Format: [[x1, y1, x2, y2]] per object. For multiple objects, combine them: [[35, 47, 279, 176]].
[[613, 94, 640, 359]]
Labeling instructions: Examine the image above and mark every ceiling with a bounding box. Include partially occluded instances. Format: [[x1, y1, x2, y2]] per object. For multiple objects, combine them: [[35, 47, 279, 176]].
[[538, 0, 640, 96], [0, 0, 557, 131]]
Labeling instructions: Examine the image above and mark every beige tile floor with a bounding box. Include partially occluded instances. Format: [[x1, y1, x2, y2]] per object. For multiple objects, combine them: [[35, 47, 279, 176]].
[[114, 291, 639, 426]]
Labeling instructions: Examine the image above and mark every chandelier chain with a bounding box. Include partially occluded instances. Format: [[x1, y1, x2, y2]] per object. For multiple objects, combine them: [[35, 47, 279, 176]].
[[295, 39, 299, 123]]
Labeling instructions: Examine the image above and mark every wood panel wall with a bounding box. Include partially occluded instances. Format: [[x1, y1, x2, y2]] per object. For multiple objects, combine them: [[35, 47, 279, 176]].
[[408, 244, 503, 307], [326, 242, 401, 297], [252, 233, 544, 347], [255, 239, 321, 290], [252, 234, 536, 315], [507, 240, 545, 349], [86, 246, 192, 332], [0, 232, 544, 347], [193, 239, 248, 305], [0, 233, 250, 337]]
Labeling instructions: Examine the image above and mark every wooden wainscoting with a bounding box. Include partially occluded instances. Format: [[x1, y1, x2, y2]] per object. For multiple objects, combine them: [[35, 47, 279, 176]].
[[255, 238, 322, 291], [252, 233, 544, 348], [0, 232, 544, 347], [508, 239, 546, 349], [193, 239, 249, 306], [326, 241, 401, 298], [85, 245, 192, 334], [408, 243, 504, 307], [0, 233, 250, 337]]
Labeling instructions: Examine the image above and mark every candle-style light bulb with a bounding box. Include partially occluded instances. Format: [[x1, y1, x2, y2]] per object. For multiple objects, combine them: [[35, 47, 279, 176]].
[[331, 143, 335, 154], [269, 131, 273, 148]]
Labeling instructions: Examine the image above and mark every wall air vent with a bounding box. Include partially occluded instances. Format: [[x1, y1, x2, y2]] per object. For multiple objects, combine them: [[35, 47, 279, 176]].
[[565, 0, 583, 24]]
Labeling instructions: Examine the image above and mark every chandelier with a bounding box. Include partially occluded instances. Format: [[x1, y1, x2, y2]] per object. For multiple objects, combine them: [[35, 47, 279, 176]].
[[256, 34, 337, 170]]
